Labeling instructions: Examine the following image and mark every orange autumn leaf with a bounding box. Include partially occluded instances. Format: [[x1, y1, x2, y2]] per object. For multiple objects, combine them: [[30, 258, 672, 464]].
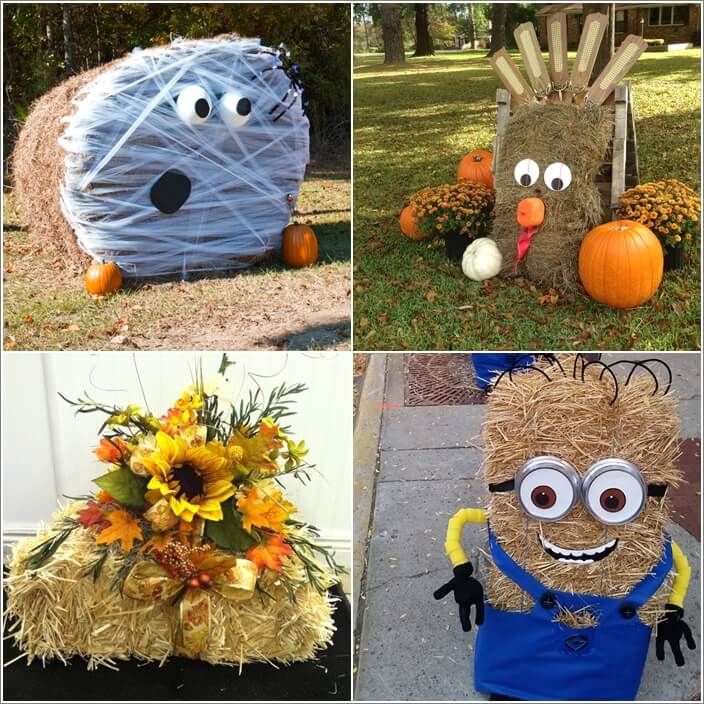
[[138, 532, 176, 555], [246, 533, 293, 572], [236, 486, 295, 533], [96, 509, 143, 552]]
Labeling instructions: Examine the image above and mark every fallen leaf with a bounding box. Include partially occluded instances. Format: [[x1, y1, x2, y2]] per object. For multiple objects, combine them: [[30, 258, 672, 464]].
[[425, 290, 438, 303]]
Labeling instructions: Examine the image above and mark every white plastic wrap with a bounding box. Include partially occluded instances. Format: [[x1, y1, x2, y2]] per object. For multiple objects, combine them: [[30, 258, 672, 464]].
[[59, 37, 309, 277]]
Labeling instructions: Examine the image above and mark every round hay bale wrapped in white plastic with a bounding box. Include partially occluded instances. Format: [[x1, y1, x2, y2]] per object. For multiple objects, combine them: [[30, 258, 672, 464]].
[[14, 36, 309, 277]]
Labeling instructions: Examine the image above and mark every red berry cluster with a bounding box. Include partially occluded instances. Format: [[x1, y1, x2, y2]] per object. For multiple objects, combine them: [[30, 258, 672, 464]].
[[153, 542, 214, 588]]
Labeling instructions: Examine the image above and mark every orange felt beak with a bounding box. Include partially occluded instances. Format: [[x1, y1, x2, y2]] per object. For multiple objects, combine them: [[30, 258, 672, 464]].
[[516, 197, 545, 228]]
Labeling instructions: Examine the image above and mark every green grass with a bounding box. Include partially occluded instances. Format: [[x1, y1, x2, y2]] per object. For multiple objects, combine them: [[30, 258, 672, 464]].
[[4, 165, 350, 350], [353, 49, 701, 350]]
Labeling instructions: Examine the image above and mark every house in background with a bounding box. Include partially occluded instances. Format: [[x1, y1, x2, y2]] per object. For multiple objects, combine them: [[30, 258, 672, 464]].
[[536, 3, 700, 51]]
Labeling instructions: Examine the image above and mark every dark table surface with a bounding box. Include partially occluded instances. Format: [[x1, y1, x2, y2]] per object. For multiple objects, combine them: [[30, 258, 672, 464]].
[[2, 585, 351, 702]]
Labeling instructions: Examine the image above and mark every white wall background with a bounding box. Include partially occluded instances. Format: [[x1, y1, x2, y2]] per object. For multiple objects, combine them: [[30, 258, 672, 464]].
[[2, 352, 352, 584]]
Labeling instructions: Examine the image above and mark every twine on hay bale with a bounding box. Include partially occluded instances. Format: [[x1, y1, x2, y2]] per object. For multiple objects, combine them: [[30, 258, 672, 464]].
[[12, 36, 309, 278], [492, 103, 614, 291], [479, 355, 681, 628], [4, 503, 337, 669]]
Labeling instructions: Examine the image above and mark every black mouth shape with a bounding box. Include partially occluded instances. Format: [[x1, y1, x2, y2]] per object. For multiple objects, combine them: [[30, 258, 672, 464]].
[[539, 535, 619, 563], [150, 169, 191, 214]]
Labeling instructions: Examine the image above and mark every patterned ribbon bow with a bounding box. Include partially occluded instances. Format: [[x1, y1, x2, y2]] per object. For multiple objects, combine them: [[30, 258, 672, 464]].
[[122, 556, 257, 657]]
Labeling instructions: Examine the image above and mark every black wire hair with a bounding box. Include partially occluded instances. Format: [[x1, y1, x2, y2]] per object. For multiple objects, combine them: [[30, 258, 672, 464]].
[[492, 354, 673, 406]]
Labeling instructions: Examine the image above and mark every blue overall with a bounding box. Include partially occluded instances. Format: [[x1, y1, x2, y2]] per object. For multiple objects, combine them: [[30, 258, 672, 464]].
[[474, 528, 673, 701]]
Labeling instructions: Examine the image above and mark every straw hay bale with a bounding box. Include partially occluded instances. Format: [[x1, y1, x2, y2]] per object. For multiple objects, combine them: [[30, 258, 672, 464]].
[[11, 62, 123, 270], [479, 356, 681, 628], [492, 103, 614, 290], [5, 503, 337, 669]]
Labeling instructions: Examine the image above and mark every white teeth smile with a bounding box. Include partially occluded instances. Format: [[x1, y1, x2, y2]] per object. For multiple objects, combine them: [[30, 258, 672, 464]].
[[540, 536, 618, 564]]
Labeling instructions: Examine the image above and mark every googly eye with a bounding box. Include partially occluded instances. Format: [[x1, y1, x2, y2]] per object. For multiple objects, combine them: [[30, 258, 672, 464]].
[[516, 456, 580, 521], [513, 159, 540, 187], [176, 85, 212, 125], [582, 459, 646, 525], [219, 91, 253, 128], [544, 162, 572, 191]]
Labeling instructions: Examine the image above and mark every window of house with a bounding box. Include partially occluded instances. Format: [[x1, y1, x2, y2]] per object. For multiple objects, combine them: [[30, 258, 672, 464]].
[[615, 9, 627, 33], [649, 5, 689, 26]]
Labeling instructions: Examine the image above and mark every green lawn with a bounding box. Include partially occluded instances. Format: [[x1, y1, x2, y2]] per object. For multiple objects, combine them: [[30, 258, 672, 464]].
[[353, 49, 701, 351]]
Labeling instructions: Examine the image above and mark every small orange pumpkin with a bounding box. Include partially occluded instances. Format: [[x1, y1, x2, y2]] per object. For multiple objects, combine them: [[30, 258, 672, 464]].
[[85, 261, 122, 295], [578, 220, 663, 309], [282, 224, 318, 268], [457, 149, 493, 189], [399, 205, 425, 240]]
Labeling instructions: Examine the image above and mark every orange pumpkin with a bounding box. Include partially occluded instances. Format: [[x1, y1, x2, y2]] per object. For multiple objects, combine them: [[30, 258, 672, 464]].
[[578, 220, 663, 309], [457, 149, 494, 189], [85, 261, 122, 295], [399, 205, 425, 240], [282, 224, 318, 268]]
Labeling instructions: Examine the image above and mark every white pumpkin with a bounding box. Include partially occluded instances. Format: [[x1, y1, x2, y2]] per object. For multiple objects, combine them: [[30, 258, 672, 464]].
[[461, 237, 502, 281]]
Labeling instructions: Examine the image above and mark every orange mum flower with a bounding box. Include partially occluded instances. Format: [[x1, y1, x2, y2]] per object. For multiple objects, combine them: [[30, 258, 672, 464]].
[[246, 533, 293, 572]]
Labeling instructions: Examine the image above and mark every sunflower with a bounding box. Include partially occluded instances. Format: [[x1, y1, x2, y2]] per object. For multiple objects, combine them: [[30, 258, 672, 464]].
[[140, 431, 235, 522]]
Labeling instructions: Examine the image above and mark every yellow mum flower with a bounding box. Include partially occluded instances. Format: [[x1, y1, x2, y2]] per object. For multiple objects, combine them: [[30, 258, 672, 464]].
[[140, 432, 234, 522]]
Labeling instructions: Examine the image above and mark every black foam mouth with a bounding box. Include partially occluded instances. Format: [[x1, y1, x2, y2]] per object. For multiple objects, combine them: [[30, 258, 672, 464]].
[[540, 535, 619, 563], [150, 170, 191, 214]]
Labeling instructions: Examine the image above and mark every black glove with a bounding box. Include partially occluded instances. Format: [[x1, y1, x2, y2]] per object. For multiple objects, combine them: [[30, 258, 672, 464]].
[[433, 561, 485, 632], [655, 603, 696, 666]]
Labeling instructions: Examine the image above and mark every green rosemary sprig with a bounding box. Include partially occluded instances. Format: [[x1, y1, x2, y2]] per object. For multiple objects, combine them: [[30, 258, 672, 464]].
[[81, 545, 110, 582], [24, 517, 80, 570], [111, 546, 141, 595]]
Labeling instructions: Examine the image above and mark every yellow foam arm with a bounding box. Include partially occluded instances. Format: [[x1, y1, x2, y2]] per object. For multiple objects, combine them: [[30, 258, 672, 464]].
[[669, 540, 691, 609], [444, 508, 487, 567]]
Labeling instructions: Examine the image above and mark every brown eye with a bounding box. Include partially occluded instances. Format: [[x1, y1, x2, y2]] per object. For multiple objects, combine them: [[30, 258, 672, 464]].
[[531, 485, 556, 509], [600, 488, 626, 512]]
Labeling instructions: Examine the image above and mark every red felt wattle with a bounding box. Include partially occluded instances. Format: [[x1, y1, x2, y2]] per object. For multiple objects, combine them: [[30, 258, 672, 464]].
[[515, 226, 539, 269]]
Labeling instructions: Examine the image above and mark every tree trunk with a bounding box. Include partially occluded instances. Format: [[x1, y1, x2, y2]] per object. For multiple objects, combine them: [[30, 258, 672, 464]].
[[93, 5, 102, 65], [61, 4, 76, 75], [588, 3, 615, 82], [487, 3, 508, 57], [468, 4, 477, 49], [413, 4, 434, 57], [380, 4, 405, 64]]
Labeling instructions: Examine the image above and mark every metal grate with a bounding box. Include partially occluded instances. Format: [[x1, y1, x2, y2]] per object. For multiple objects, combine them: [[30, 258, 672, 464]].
[[404, 354, 486, 407]]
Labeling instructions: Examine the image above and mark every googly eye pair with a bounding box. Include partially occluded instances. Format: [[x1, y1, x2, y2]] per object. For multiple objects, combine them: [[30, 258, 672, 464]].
[[513, 159, 572, 191], [176, 84, 252, 127], [514, 455, 647, 525]]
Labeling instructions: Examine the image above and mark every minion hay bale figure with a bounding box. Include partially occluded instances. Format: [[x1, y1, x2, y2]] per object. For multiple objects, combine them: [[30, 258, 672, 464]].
[[434, 356, 695, 701]]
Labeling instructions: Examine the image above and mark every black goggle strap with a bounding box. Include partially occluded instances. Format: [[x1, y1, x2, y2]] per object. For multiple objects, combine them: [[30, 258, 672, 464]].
[[488, 479, 668, 496]]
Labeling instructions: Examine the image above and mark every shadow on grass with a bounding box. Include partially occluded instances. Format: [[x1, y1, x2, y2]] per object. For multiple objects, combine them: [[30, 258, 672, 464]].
[[120, 219, 350, 292]]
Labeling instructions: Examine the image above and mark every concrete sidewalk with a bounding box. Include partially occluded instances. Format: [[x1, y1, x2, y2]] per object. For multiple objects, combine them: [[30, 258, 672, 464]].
[[354, 353, 701, 701]]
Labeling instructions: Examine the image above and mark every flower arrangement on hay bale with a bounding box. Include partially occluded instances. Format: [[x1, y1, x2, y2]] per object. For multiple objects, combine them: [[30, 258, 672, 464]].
[[409, 180, 495, 261], [615, 180, 700, 270], [6, 355, 344, 668]]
